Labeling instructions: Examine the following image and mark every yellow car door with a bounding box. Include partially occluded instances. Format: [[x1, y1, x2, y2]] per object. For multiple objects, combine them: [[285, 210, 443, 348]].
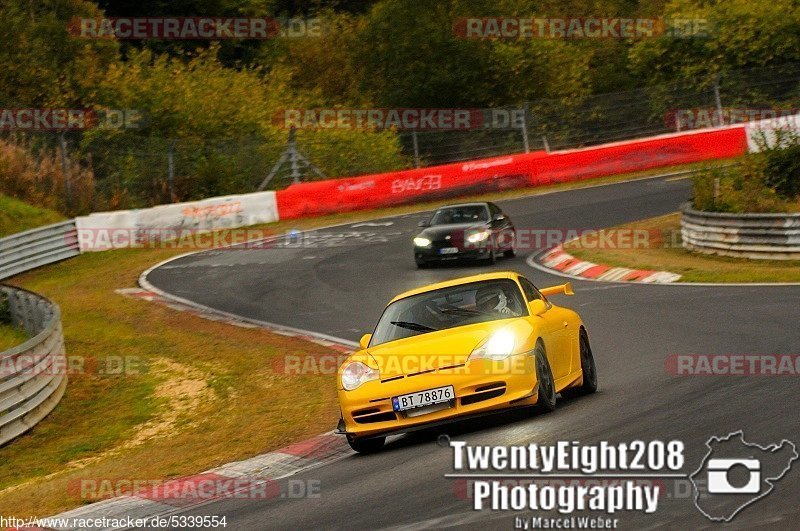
[[518, 276, 573, 380], [539, 304, 575, 380]]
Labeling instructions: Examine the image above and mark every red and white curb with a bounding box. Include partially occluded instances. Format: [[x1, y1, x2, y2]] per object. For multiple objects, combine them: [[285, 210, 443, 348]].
[[531, 245, 682, 283], [45, 432, 352, 530]]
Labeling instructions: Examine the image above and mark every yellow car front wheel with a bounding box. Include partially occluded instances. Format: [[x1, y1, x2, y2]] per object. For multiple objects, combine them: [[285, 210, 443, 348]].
[[347, 434, 385, 454], [534, 343, 557, 412]]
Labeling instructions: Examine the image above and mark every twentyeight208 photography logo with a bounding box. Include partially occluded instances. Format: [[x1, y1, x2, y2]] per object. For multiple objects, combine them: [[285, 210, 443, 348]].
[[690, 431, 798, 522]]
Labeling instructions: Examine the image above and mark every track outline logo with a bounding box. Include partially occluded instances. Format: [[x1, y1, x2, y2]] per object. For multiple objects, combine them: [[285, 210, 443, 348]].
[[689, 430, 798, 522]]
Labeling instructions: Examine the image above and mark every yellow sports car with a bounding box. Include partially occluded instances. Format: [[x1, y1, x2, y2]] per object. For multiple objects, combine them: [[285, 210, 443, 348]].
[[336, 271, 597, 453]]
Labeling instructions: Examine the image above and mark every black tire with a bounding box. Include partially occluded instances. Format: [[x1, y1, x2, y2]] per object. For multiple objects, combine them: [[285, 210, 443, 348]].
[[347, 434, 385, 454], [415, 259, 428, 269], [534, 343, 557, 412], [485, 238, 497, 265], [503, 233, 516, 258], [578, 330, 598, 394]]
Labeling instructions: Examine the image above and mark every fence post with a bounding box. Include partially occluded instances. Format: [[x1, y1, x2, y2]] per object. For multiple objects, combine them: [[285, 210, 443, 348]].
[[412, 131, 420, 168], [712, 73, 723, 126], [288, 128, 301, 184], [167, 139, 176, 201], [58, 133, 71, 211], [258, 126, 325, 190], [520, 107, 530, 153]]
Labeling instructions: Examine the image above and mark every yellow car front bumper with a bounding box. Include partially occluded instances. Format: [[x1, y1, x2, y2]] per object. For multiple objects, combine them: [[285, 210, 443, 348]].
[[338, 352, 538, 438]]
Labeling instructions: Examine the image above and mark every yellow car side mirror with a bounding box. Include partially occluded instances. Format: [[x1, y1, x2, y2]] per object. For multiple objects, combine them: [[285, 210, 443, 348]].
[[359, 333, 372, 349], [529, 299, 548, 316]]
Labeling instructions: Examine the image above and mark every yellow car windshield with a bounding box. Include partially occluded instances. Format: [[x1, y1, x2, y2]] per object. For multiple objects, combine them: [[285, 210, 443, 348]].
[[370, 279, 527, 346]]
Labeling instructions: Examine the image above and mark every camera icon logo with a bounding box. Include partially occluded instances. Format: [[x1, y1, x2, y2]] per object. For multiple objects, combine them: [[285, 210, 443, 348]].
[[706, 458, 760, 494]]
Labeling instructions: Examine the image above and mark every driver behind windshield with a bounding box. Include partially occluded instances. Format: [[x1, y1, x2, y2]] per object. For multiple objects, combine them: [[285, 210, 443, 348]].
[[475, 285, 517, 315], [430, 206, 488, 225]]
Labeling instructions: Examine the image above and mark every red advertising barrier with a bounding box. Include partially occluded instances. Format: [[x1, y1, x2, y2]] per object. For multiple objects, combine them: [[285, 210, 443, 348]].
[[531, 126, 748, 185], [275, 127, 747, 219], [276, 151, 549, 219]]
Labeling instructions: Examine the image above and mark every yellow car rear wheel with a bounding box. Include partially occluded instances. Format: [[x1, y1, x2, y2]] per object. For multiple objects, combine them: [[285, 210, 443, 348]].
[[578, 330, 598, 394]]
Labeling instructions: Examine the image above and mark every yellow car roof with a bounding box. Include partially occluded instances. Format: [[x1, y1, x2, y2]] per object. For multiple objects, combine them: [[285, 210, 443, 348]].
[[389, 271, 519, 304]]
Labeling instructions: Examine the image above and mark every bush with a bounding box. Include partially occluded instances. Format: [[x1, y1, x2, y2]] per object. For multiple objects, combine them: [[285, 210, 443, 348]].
[[693, 129, 800, 213], [758, 130, 800, 200], [0, 137, 95, 216], [0, 291, 9, 325], [692, 162, 786, 213]]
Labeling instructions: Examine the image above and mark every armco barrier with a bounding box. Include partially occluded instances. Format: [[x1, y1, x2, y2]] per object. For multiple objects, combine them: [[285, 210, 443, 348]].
[[0, 285, 67, 445], [681, 203, 800, 260], [275, 127, 748, 219], [0, 220, 80, 281]]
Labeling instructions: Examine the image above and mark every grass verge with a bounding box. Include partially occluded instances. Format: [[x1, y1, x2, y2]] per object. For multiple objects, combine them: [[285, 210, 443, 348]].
[[0, 161, 715, 517], [564, 213, 800, 283], [0, 323, 27, 351], [0, 194, 64, 237]]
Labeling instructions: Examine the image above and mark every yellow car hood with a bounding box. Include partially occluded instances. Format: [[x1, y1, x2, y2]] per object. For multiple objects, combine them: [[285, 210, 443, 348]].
[[365, 319, 515, 378]]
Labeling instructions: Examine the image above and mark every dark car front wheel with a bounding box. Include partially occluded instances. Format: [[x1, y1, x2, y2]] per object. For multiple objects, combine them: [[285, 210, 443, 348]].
[[485, 237, 497, 264]]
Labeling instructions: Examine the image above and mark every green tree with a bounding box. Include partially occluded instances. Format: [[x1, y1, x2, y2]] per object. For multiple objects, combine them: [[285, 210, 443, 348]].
[[0, 0, 119, 107], [629, 0, 800, 88]]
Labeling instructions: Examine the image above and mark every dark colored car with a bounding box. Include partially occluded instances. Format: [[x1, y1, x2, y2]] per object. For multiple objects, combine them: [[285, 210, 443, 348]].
[[413, 202, 516, 268]]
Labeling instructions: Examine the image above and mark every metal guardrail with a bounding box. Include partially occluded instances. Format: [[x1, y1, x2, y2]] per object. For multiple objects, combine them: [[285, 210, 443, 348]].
[[0, 220, 80, 280], [0, 285, 67, 445], [681, 203, 800, 260]]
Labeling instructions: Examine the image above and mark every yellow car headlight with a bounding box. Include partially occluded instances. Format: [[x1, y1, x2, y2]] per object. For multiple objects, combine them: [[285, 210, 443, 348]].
[[341, 361, 380, 391], [467, 230, 490, 243], [468, 330, 516, 361], [413, 237, 432, 247]]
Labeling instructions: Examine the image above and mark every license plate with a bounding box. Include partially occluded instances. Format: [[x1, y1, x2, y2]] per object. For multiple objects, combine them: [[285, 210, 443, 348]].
[[392, 385, 455, 411], [439, 247, 459, 255]]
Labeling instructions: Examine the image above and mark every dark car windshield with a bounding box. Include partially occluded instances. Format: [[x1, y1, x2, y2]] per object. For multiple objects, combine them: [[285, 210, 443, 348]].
[[370, 279, 527, 346], [429, 205, 488, 225]]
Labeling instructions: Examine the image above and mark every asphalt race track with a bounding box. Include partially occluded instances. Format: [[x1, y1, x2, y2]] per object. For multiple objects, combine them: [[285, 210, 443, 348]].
[[145, 175, 800, 529]]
